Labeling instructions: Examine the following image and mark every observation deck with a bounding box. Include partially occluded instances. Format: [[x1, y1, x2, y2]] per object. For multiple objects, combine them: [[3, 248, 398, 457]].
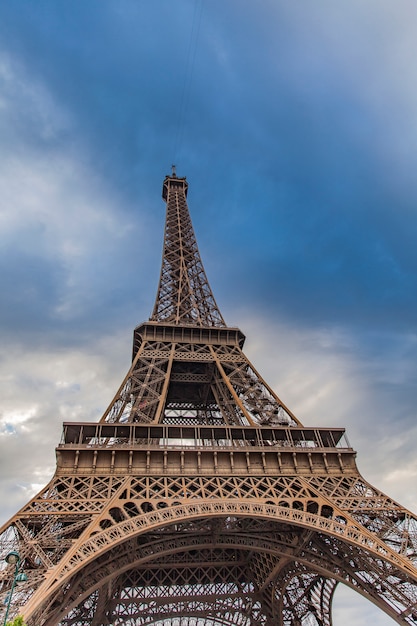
[[57, 422, 356, 476]]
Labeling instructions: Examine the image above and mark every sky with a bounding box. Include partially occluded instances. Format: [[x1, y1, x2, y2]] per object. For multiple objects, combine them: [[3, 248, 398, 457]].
[[0, 1, 417, 623]]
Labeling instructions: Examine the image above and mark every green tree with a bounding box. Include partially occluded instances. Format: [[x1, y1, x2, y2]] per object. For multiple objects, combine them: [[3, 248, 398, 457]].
[[6, 617, 27, 626]]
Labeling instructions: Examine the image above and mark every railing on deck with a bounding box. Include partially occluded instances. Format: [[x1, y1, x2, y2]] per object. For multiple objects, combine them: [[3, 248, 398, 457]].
[[59, 423, 352, 451]]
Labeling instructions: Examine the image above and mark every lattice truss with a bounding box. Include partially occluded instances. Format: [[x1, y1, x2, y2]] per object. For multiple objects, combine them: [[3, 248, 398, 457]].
[[151, 175, 225, 327], [2, 173, 417, 625], [2, 469, 417, 624], [101, 338, 298, 427]]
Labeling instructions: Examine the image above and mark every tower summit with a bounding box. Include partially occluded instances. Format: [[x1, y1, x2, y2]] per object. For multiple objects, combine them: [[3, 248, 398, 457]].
[[1, 173, 417, 625], [152, 172, 226, 327]]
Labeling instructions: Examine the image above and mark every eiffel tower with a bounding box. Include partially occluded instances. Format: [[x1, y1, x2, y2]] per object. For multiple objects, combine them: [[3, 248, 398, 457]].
[[1, 171, 417, 626]]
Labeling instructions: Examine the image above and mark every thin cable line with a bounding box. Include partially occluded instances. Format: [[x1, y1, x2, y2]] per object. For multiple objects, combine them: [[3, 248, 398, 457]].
[[173, 0, 204, 167]]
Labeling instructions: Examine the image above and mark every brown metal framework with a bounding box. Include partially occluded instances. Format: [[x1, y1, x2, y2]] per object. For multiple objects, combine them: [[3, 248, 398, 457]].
[[1, 172, 417, 625]]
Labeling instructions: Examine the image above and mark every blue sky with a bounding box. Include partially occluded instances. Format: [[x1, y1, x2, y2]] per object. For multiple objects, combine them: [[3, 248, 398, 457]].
[[1, 2, 417, 623]]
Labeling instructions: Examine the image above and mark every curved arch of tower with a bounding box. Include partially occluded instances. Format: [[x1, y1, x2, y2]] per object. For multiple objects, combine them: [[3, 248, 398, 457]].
[[1, 172, 417, 625]]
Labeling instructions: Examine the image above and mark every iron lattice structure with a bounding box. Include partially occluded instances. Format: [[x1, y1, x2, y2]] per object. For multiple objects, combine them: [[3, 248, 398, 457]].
[[1, 172, 417, 625]]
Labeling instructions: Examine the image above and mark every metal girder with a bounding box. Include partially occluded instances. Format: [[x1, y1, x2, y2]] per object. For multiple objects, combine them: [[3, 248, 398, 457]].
[[1, 173, 417, 626]]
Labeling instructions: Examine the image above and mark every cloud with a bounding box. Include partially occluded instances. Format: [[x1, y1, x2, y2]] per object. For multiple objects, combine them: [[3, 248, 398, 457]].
[[0, 330, 131, 524], [333, 584, 394, 625], [240, 313, 417, 513], [0, 53, 159, 346]]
